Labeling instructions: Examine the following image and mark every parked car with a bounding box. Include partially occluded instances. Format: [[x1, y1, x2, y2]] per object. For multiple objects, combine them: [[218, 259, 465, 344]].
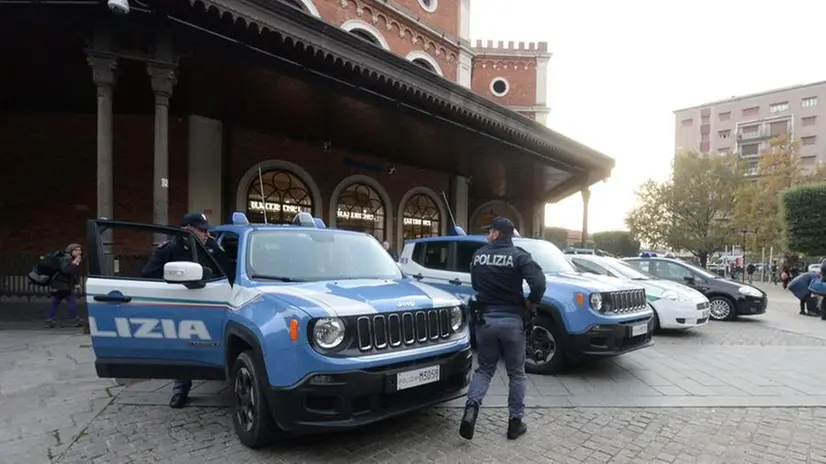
[[623, 257, 767, 321], [398, 231, 654, 375], [84, 212, 472, 448], [566, 254, 710, 331], [808, 263, 821, 273]]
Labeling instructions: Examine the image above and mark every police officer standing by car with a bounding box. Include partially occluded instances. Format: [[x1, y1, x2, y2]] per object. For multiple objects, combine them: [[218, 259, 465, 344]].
[[141, 212, 229, 408], [460, 217, 546, 441]]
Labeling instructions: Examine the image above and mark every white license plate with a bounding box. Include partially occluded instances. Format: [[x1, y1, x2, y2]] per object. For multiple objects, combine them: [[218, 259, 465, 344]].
[[630, 323, 648, 337], [396, 365, 441, 391]]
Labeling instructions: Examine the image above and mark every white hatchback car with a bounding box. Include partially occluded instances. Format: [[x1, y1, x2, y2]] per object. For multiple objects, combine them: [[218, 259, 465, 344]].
[[568, 254, 710, 331]]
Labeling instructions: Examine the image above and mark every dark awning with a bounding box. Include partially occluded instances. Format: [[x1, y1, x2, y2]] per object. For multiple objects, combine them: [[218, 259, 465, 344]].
[[177, 0, 614, 200]]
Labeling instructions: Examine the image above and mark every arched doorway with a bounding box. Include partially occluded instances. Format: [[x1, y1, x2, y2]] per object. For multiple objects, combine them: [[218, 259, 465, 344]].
[[335, 183, 387, 240], [401, 193, 442, 241], [470, 201, 523, 234], [246, 169, 314, 224]]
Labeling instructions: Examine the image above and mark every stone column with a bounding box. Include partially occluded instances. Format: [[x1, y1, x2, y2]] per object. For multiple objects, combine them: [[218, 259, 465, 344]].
[[87, 52, 117, 258], [147, 63, 177, 244], [581, 188, 591, 246]]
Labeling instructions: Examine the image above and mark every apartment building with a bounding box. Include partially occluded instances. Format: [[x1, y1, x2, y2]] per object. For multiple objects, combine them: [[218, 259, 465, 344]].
[[673, 81, 826, 175]]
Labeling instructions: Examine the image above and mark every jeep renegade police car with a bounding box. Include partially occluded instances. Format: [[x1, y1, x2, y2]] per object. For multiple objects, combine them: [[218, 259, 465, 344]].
[[398, 230, 653, 374], [84, 212, 471, 448]]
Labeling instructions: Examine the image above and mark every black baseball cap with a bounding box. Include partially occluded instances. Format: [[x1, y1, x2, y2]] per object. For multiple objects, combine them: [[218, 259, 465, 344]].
[[180, 212, 210, 230], [483, 217, 515, 234]]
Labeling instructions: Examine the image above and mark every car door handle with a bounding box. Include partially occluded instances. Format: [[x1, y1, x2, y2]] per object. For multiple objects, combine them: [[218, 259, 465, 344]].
[[94, 294, 132, 303], [449, 278, 462, 285], [412, 273, 423, 281]]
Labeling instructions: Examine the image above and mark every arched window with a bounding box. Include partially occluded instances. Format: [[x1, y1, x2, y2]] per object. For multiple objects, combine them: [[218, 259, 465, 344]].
[[336, 183, 386, 240], [412, 58, 435, 72], [246, 169, 313, 224], [350, 29, 380, 46], [402, 194, 441, 240]]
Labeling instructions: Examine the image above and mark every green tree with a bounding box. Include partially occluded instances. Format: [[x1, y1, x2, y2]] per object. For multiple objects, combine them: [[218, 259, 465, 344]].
[[735, 136, 826, 251], [592, 231, 641, 257], [543, 227, 569, 248], [780, 182, 826, 256], [626, 150, 746, 267]]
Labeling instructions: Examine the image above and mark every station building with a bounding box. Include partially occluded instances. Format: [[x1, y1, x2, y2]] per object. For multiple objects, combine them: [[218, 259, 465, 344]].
[[0, 0, 612, 264]]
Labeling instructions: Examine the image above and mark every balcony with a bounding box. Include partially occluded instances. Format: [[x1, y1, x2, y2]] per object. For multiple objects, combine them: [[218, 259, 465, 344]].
[[736, 128, 777, 142]]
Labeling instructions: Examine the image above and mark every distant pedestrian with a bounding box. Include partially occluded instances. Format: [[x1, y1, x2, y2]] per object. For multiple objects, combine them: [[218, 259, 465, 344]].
[[45, 243, 84, 328], [746, 263, 756, 284], [381, 240, 398, 261]]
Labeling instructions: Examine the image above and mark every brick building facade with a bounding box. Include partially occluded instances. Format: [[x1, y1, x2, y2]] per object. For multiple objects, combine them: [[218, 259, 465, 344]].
[[0, 1, 609, 279]]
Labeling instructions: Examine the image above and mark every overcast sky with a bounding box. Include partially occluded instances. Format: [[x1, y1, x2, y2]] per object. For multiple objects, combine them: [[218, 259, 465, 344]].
[[469, 0, 826, 233]]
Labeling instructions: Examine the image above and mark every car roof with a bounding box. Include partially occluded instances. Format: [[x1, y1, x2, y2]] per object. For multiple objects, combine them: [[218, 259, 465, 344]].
[[404, 235, 547, 244], [211, 224, 367, 237]]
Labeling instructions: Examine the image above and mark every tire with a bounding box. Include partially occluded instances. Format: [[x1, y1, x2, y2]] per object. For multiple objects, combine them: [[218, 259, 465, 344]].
[[231, 350, 280, 448], [525, 314, 566, 375], [652, 310, 661, 332], [708, 296, 737, 321]]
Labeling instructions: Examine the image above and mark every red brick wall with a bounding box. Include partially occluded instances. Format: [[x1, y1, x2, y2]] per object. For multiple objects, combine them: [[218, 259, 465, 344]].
[[313, 0, 458, 81], [471, 56, 537, 107], [230, 127, 451, 234], [385, 0, 459, 37], [0, 114, 453, 254], [0, 113, 188, 254]]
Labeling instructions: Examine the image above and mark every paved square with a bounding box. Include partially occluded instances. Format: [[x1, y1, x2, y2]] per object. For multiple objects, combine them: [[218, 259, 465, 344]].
[[4, 282, 826, 463]]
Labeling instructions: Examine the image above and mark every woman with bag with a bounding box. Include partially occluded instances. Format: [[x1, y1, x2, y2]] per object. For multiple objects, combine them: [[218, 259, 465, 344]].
[[781, 263, 791, 289]]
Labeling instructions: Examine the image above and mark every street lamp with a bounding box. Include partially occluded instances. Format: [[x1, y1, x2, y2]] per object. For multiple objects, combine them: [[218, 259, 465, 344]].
[[740, 229, 755, 283]]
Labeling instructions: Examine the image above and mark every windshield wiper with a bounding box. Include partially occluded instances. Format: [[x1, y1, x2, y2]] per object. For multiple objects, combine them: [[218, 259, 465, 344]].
[[631, 277, 649, 280], [250, 274, 304, 282]]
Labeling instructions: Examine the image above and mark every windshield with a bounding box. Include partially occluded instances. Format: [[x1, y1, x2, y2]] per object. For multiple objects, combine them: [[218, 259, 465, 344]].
[[677, 260, 718, 279], [245, 230, 402, 282], [600, 257, 653, 280], [513, 238, 575, 274]]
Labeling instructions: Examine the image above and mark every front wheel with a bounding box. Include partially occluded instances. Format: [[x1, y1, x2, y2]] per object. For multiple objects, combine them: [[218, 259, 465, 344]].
[[525, 315, 566, 375], [231, 351, 280, 448], [708, 296, 737, 321]]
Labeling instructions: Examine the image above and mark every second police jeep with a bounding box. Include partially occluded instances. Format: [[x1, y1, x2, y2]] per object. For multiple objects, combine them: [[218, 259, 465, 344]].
[[398, 229, 654, 374], [83, 212, 472, 448]]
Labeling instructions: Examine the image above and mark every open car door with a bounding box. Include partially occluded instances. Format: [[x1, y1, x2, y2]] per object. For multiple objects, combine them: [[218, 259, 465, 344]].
[[85, 219, 231, 381]]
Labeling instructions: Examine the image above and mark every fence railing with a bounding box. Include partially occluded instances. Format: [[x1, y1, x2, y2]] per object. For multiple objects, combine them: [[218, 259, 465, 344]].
[[0, 253, 149, 299]]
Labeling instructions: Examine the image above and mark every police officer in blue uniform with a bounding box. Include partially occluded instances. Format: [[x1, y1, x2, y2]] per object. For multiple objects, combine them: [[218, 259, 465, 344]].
[[460, 217, 546, 441], [141, 212, 228, 408]]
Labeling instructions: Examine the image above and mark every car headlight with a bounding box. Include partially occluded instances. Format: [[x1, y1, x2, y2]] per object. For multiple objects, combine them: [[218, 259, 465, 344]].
[[589, 293, 603, 311], [738, 285, 762, 298], [312, 317, 346, 350], [450, 306, 463, 331]]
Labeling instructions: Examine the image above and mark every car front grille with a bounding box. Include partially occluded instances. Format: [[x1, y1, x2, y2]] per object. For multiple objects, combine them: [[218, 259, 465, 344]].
[[356, 308, 453, 352], [603, 290, 647, 314], [697, 301, 710, 310]]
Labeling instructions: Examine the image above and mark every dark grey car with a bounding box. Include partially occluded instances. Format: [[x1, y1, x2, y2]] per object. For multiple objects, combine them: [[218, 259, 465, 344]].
[[623, 257, 767, 321]]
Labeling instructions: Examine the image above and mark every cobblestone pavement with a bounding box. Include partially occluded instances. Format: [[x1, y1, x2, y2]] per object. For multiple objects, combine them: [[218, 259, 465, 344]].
[[56, 405, 826, 464], [7, 289, 826, 463]]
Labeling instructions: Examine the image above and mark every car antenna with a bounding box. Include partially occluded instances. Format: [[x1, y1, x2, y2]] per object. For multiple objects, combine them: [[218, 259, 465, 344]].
[[257, 167, 268, 225], [441, 191, 466, 236]]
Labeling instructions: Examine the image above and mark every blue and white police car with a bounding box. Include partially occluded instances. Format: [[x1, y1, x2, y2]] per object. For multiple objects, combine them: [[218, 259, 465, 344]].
[[83, 212, 471, 448], [397, 228, 654, 375]]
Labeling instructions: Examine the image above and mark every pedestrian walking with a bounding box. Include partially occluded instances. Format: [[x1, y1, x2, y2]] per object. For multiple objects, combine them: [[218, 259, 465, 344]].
[[746, 263, 756, 284], [788, 269, 820, 315], [459, 217, 546, 441], [45, 243, 85, 328]]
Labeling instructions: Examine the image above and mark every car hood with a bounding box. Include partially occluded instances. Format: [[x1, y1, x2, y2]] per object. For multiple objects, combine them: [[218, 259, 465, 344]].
[[537, 272, 646, 294], [251, 279, 459, 318]]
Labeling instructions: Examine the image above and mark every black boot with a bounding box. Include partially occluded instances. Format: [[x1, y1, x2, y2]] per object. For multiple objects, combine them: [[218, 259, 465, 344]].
[[169, 380, 191, 409], [507, 418, 527, 440], [459, 403, 479, 440]]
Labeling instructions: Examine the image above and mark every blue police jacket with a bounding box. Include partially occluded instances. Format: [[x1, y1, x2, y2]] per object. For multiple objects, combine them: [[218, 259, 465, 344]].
[[470, 237, 546, 318], [789, 271, 817, 299]]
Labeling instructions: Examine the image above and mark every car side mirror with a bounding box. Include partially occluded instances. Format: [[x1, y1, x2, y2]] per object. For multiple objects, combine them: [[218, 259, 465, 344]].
[[164, 261, 206, 289], [683, 275, 695, 284]]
